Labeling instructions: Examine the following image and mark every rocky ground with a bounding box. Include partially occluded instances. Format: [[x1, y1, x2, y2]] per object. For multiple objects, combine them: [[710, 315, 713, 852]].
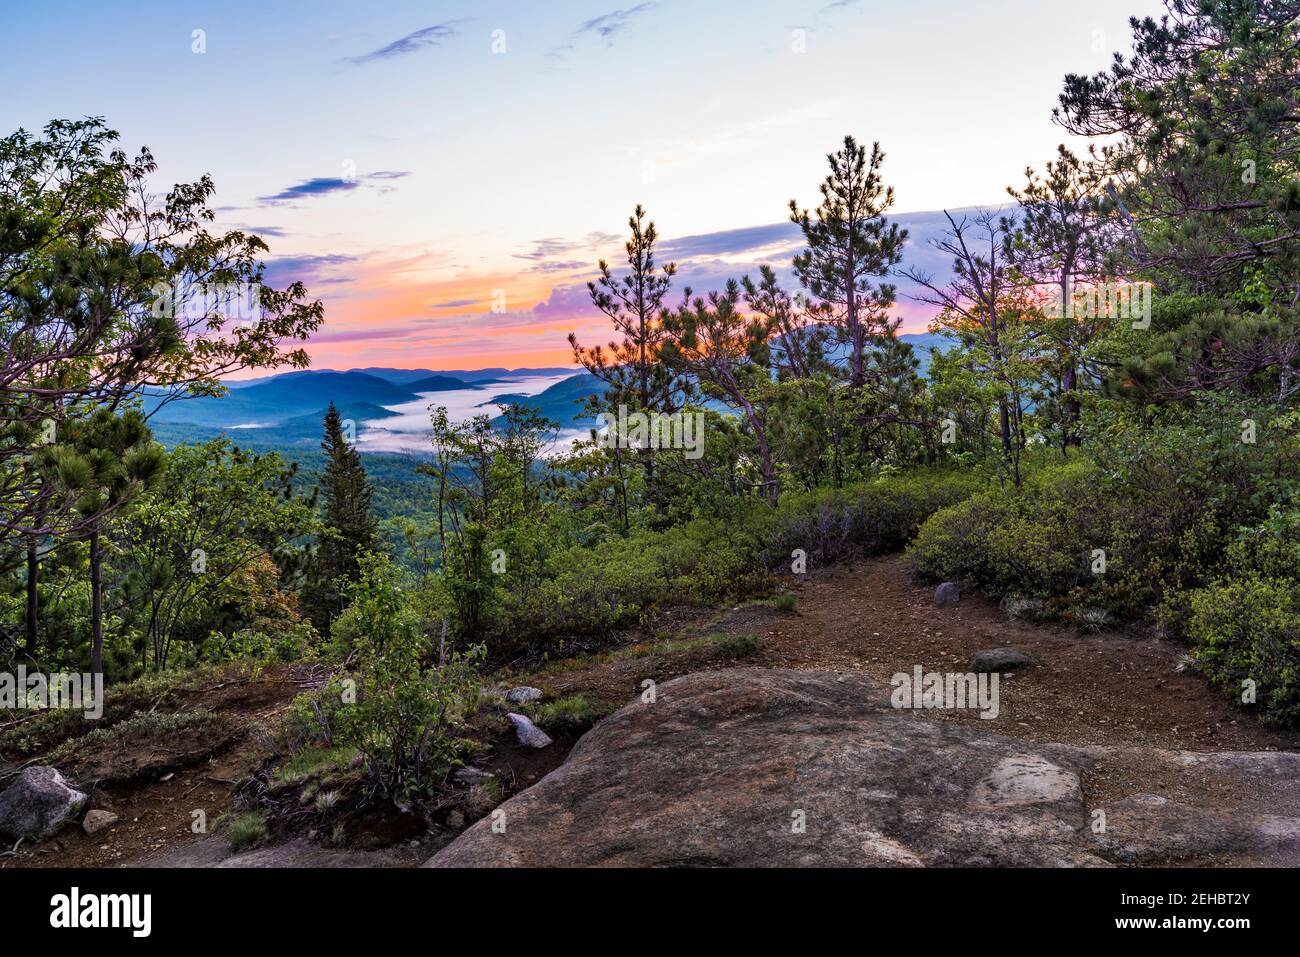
[[4, 555, 1297, 868]]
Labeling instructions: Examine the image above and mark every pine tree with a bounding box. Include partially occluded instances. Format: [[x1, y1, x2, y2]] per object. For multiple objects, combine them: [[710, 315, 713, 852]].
[[789, 136, 907, 391], [303, 403, 379, 632]]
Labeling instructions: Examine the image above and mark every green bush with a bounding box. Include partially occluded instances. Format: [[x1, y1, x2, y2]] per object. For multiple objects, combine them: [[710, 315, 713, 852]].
[[286, 554, 485, 797], [1186, 576, 1300, 726], [907, 462, 1100, 604], [763, 467, 984, 570]]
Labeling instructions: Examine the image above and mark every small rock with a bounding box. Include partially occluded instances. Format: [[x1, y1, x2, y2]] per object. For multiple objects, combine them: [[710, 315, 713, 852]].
[[933, 582, 960, 606], [452, 766, 494, 786], [82, 809, 119, 835], [970, 648, 1036, 673], [505, 686, 543, 705], [506, 712, 553, 749], [0, 767, 88, 841]]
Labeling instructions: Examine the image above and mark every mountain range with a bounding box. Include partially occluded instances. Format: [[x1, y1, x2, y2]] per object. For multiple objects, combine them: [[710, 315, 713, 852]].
[[145, 336, 951, 452]]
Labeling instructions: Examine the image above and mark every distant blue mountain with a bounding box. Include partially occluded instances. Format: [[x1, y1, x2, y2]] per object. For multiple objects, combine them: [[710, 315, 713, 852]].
[[487, 373, 604, 427], [145, 370, 419, 428], [403, 374, 477, 393]]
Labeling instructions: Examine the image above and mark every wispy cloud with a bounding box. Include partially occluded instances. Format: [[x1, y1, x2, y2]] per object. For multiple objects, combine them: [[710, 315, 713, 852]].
[[579, 3, 657, 40], [258, 178, 358, 203], [346, 21, 463, 66], [263, 253, 360, 289], [256, 171, 413, 206], [548, 3, 657, 62]]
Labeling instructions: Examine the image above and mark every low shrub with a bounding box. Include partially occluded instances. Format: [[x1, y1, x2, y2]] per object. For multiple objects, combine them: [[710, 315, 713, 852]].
[[763, 467, 985, 570], [1186, 576, 1300, 727]]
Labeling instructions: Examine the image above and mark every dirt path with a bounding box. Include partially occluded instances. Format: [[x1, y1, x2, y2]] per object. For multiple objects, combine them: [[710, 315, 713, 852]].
[[8, 555, 1296, 868], [532, 554, 1299, 756], [1, 664, 325, 869]]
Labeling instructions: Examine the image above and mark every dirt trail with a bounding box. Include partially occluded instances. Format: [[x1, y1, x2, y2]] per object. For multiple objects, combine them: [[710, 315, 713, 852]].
[[1, 664, 325, 869], [8, 555, 1297, 868], [536, 554, 1298, 756]]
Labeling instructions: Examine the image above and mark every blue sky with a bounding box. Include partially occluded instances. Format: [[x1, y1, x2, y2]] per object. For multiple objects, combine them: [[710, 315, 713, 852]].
[[1, 0, 1165, 369]]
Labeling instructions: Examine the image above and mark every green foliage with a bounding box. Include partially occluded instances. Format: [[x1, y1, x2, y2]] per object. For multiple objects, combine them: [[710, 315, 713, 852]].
[[301, 403, 379, 632], [529, 694, 611, 734], [764, 467, 984, 569], [225, 811, 267, 851], [1187, 577, 1300, 727], [309, 553, 484, 796]]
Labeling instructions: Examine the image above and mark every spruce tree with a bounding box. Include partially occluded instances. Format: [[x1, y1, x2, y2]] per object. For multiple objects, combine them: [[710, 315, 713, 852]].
[[303, 403, 379, 632]]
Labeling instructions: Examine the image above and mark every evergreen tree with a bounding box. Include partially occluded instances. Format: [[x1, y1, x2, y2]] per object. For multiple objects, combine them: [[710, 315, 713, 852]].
[[789, 136, 907, 391], [303, 403, 379, 632]]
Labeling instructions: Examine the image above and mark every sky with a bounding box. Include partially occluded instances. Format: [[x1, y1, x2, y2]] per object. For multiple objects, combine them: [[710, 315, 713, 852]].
[[1, 0, 1165, 373]]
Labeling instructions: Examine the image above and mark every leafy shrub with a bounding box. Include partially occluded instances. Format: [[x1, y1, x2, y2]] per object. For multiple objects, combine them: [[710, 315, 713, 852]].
[[290, 553, 485, 797], [1186, 576, 1300, 726], [910, 402, 1300, 623], [907, 463, 1099, 604], [763, 467, 984, 570]]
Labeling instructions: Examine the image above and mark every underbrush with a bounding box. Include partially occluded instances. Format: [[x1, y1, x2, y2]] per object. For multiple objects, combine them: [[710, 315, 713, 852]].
[[487, 467, 981, 656], [0, 662, 231, 758], [906, 403, 1300, 725]]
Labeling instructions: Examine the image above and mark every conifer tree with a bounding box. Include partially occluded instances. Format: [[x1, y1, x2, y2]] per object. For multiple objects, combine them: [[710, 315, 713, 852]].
[[303, 403, 379, 631], [789, 136, 907, 391]]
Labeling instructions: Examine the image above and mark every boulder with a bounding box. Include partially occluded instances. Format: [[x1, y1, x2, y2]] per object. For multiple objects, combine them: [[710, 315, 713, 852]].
[[82, 809, 119, 835], [933, 582, 960, 606], [506, 713, 552, 749], [428, 669, 1300, 868], [0, 767, 88, 841], [505, 686, 543, 705], [970, 648, 1036, 673]]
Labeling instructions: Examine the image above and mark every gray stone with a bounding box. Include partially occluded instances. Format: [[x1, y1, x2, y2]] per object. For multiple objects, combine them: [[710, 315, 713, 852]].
[[933, 582, 960, 606], [82, 809, 119, 835], [428, 669, 1300, 868], [970, 648, 1036, 673], [0, 767, 88, 841], [506, 713, 552, 749], [505, 686, 543, 705]]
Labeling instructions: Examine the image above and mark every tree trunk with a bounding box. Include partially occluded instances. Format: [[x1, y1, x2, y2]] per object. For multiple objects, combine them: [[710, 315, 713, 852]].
[[24, 537, 39, 658], [90, 526, 104, 677], [1061, 361, 1081, 446]]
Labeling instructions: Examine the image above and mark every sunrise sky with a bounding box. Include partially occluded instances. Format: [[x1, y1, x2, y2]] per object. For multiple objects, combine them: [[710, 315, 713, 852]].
[[2, 0, 1163, 372]]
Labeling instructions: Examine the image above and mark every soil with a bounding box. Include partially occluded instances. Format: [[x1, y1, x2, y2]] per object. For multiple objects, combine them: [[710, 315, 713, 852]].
[[4, 555, 1296, 868]]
